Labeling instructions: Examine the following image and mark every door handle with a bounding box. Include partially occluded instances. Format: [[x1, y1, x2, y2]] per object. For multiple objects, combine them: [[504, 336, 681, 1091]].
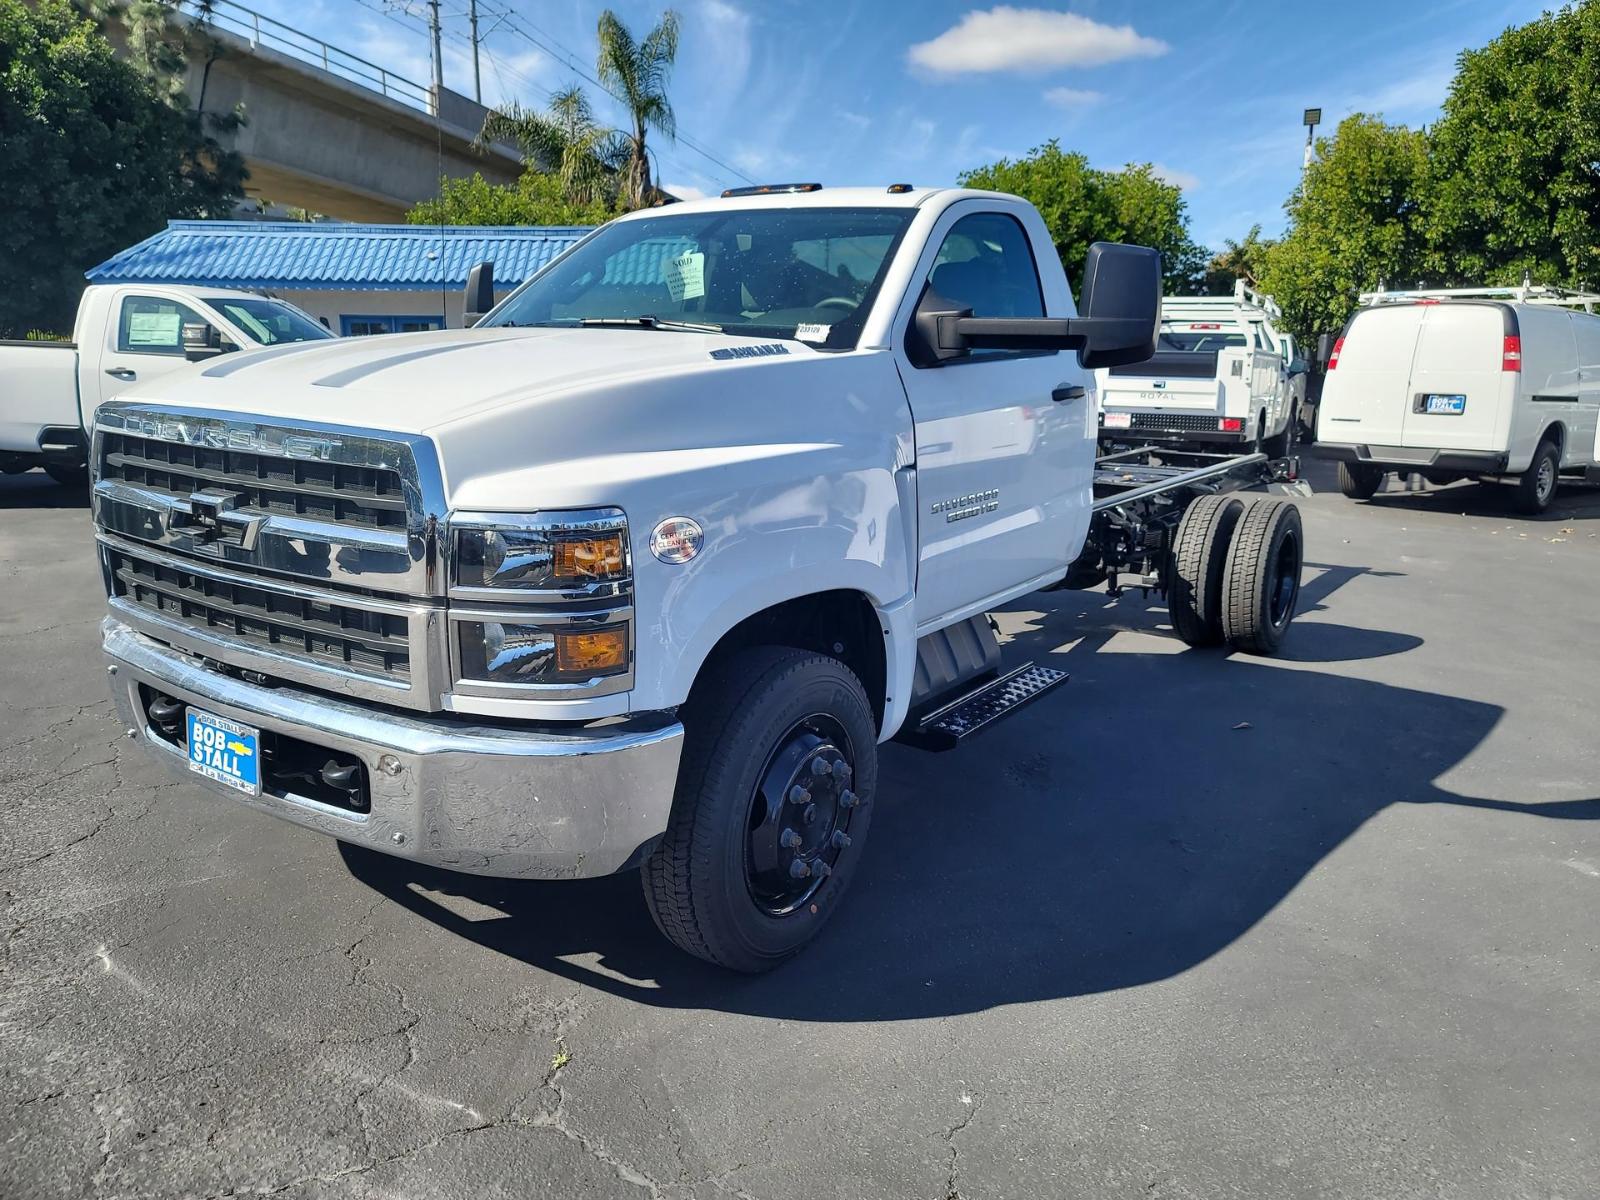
[[105, 367, 137, 381], [1052, 384, 1086, 403]]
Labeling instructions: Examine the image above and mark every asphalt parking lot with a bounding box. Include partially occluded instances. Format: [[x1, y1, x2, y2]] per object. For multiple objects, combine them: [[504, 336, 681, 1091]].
[[2, 461, 1597, 1200]]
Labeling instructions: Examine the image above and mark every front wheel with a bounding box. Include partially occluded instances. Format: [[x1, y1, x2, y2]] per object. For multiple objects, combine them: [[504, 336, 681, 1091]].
[[642, 647, 878, 973]]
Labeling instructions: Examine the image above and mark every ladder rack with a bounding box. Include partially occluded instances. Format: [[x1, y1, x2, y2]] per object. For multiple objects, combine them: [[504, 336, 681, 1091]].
[[1360, 284, 1600, 312]]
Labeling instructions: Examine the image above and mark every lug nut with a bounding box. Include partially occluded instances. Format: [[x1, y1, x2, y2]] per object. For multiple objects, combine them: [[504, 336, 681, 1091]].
[[836, 761, 852, 782], [840, 789, 861, 809], [787, 785, 810, 806], [780, 828, 802, 849], [813, 860, 832, 879], [810, 757, 833, 778], [789, 859, 812, 880], [831, 830, 852, 849]]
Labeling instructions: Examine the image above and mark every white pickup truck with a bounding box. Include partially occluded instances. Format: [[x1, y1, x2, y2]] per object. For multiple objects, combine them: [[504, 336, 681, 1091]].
[[1096, 282, 1302, 456], [1, 284, 332, 483], [92, 186, 1305, 971]]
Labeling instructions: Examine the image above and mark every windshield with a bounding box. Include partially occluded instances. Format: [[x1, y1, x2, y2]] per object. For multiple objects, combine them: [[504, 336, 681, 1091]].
[[204, 297, 333, 345], [483, 207, 917, 349], [1158, 324, 1247, 353]]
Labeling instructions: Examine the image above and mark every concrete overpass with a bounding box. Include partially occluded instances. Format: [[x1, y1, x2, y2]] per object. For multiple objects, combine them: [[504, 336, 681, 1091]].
[[159, 2, 525, 222]]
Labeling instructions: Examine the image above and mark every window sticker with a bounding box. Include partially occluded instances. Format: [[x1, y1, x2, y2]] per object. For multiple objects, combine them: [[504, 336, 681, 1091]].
[[127, 310, 181, 347], [662, 252, 706, 302], [795, 323, 831, 344]]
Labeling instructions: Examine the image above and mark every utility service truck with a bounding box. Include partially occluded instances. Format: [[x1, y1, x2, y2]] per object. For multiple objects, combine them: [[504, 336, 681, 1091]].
[[92, 185, 1305, 972], [1097, 281, 1303, 456], [1316, 284, 1600, 514], [1, 284, 333, 483]]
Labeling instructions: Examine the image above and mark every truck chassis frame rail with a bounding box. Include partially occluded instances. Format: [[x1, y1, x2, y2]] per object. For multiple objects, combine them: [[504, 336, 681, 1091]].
[[1080, 446, 1291, 598]]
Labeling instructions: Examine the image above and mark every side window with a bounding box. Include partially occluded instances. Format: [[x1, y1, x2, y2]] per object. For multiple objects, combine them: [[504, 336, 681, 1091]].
[[116, 295, 206, 355], [928, 213, 1045, 321]]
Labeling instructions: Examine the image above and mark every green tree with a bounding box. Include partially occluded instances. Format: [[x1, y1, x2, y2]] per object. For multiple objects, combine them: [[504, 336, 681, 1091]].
[[407, 170, 622, 227], [0, 0, 245, 336], [1424, 2, 1600, 287], [1202, 224, 1275, 295], [958, 141, 1205, 293], [479, 84, 626, 209], [596, 8, 679, 208], [1257, 114, 1431, 342]]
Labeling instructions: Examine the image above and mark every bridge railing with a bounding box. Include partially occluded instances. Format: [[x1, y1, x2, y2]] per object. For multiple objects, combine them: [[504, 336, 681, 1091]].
[[194, 0, 435, 114]]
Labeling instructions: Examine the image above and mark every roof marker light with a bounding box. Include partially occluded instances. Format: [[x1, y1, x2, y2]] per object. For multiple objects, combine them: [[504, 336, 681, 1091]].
[[721, 183, 823, 198], [887, 183, 913, 194]]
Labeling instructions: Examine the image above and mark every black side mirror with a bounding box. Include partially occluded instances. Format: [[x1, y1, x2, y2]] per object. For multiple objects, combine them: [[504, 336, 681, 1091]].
[[1315, 332, 1336, 368], [464, 260, 494, 327], [1075, 242, 1162, 368], [910, 241, 1162, 369], [1288, 357, 1308, 376], [182, 322, 223, 362]]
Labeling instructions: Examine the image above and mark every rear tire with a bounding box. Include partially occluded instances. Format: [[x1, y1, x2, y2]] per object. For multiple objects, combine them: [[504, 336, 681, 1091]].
[[1220, 497, 1303, 656], [1512, 439, 1560, 515], [1167, 494, 1247, 647], [642, 646, 878, 973], [1337, 462, 1383, 500], [1262, 415, 1294, 460]]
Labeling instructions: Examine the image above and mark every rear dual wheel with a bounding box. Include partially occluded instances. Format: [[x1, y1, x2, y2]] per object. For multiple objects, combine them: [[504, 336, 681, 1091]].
[[1169, 494, 1302, 655], [642, 647, 877, 973]]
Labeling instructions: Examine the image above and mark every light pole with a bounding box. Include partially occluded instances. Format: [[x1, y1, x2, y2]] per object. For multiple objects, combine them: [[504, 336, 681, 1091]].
[[1302, 107, 1321, 172]]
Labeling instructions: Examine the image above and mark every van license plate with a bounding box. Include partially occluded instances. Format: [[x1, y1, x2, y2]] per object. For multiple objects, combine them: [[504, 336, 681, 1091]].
[[1424, 394, 1466, 415], [187, 709, 261, 795], [1103, 412, 1133, 429]]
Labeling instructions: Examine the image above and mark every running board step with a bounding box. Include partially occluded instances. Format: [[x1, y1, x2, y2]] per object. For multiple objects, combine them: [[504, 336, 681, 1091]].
[[899, 662, 1069, 752]]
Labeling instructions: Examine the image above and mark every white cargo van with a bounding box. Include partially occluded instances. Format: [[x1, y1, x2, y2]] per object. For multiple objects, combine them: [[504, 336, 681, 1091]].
[[1316, 286, 1600, 513]]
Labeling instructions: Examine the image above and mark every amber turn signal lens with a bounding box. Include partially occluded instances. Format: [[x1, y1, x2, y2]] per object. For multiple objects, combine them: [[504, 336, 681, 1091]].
[[552, 534, 626, 581], [554, 626, 628, 674]]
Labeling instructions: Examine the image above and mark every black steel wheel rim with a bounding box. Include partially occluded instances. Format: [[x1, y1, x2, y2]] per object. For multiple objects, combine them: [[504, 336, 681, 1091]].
[[744, 713, 858, 917], [1270, 528, 1302, 627]]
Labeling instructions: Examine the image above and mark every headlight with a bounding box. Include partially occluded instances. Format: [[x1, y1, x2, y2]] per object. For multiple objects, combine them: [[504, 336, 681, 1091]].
[[457, 619, 629, 684], [453, 509, 629, 595]]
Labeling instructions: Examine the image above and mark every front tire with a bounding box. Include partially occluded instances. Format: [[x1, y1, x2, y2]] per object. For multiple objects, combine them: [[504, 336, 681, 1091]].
[[642, 646, 878, 973], [1337, 461, 1383, 500], [1512, 438, 1560, 515]]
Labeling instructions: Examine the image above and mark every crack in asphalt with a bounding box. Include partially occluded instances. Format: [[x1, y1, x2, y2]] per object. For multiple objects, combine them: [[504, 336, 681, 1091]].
[[942, 1095, 982, 1200]]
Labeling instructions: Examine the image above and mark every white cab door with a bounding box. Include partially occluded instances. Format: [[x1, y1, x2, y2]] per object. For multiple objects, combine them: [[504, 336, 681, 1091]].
[[87, 290, 213, 422], [893, 204, 1094, 630]]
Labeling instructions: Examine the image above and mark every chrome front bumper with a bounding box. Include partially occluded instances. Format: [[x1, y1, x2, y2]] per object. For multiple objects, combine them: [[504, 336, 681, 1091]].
[[103, 618, 684, 879]]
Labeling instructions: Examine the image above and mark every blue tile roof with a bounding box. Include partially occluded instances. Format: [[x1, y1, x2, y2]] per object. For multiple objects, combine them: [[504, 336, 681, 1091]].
[[86, 221, 593, 291]]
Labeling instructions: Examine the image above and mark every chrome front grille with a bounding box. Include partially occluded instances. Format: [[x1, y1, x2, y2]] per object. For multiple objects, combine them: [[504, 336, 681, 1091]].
[[93, 404, 449, 710], [106, 543, 411, 679], [99, 430, 409, 531]]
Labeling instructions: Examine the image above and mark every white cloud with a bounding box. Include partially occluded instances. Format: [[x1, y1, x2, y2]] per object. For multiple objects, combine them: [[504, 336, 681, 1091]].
[[836, 109, 872, 130], [908, 7, 1167, 75], [731, 145, 801, 176], [1150, 163, 1200, 191], [664, 182, 711, 201], [697, 0, 753, 96], [1043, 86, 1103, 108]]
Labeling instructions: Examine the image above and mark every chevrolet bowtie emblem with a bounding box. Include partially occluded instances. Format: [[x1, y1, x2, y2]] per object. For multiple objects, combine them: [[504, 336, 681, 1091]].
[[178, 488, 266, 550]]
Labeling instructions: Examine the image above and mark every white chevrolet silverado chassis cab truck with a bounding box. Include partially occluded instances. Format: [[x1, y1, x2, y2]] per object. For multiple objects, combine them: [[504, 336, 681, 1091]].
[[94, 186, 1306, 971]]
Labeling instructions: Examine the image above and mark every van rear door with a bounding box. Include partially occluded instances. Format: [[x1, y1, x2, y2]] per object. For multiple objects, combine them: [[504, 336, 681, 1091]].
[[1318, 304, 1424, 445], [1401, 304, 1510, 452]]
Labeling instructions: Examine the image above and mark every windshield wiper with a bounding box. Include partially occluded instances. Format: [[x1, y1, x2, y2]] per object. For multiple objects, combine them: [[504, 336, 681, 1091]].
[[575, 315, 724, 334]]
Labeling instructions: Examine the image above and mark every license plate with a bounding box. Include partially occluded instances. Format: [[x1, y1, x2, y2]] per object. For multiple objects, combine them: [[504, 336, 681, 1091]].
[[1103, 411, 1133, 429], [187, 709, 261, 796], [1424, 393, 1466, 415]]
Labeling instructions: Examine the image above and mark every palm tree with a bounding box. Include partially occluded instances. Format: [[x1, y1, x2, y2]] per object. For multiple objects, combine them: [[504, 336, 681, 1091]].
[[479, 85, 627, 208], [595, 9, 680, 208]]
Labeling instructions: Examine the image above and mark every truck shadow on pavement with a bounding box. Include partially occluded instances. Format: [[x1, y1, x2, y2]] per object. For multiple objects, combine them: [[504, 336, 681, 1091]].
[[1297, 456, 1600, 523], [0, 472, 89, 509], [340, 565, 1598, 1020]]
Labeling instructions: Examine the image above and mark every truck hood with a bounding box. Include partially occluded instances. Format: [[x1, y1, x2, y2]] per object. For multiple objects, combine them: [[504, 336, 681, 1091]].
[[117, 325, 819, 435]]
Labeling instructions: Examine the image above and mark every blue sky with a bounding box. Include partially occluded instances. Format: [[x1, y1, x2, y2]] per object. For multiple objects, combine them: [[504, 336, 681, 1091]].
[[235, 0, 1553, 249]]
